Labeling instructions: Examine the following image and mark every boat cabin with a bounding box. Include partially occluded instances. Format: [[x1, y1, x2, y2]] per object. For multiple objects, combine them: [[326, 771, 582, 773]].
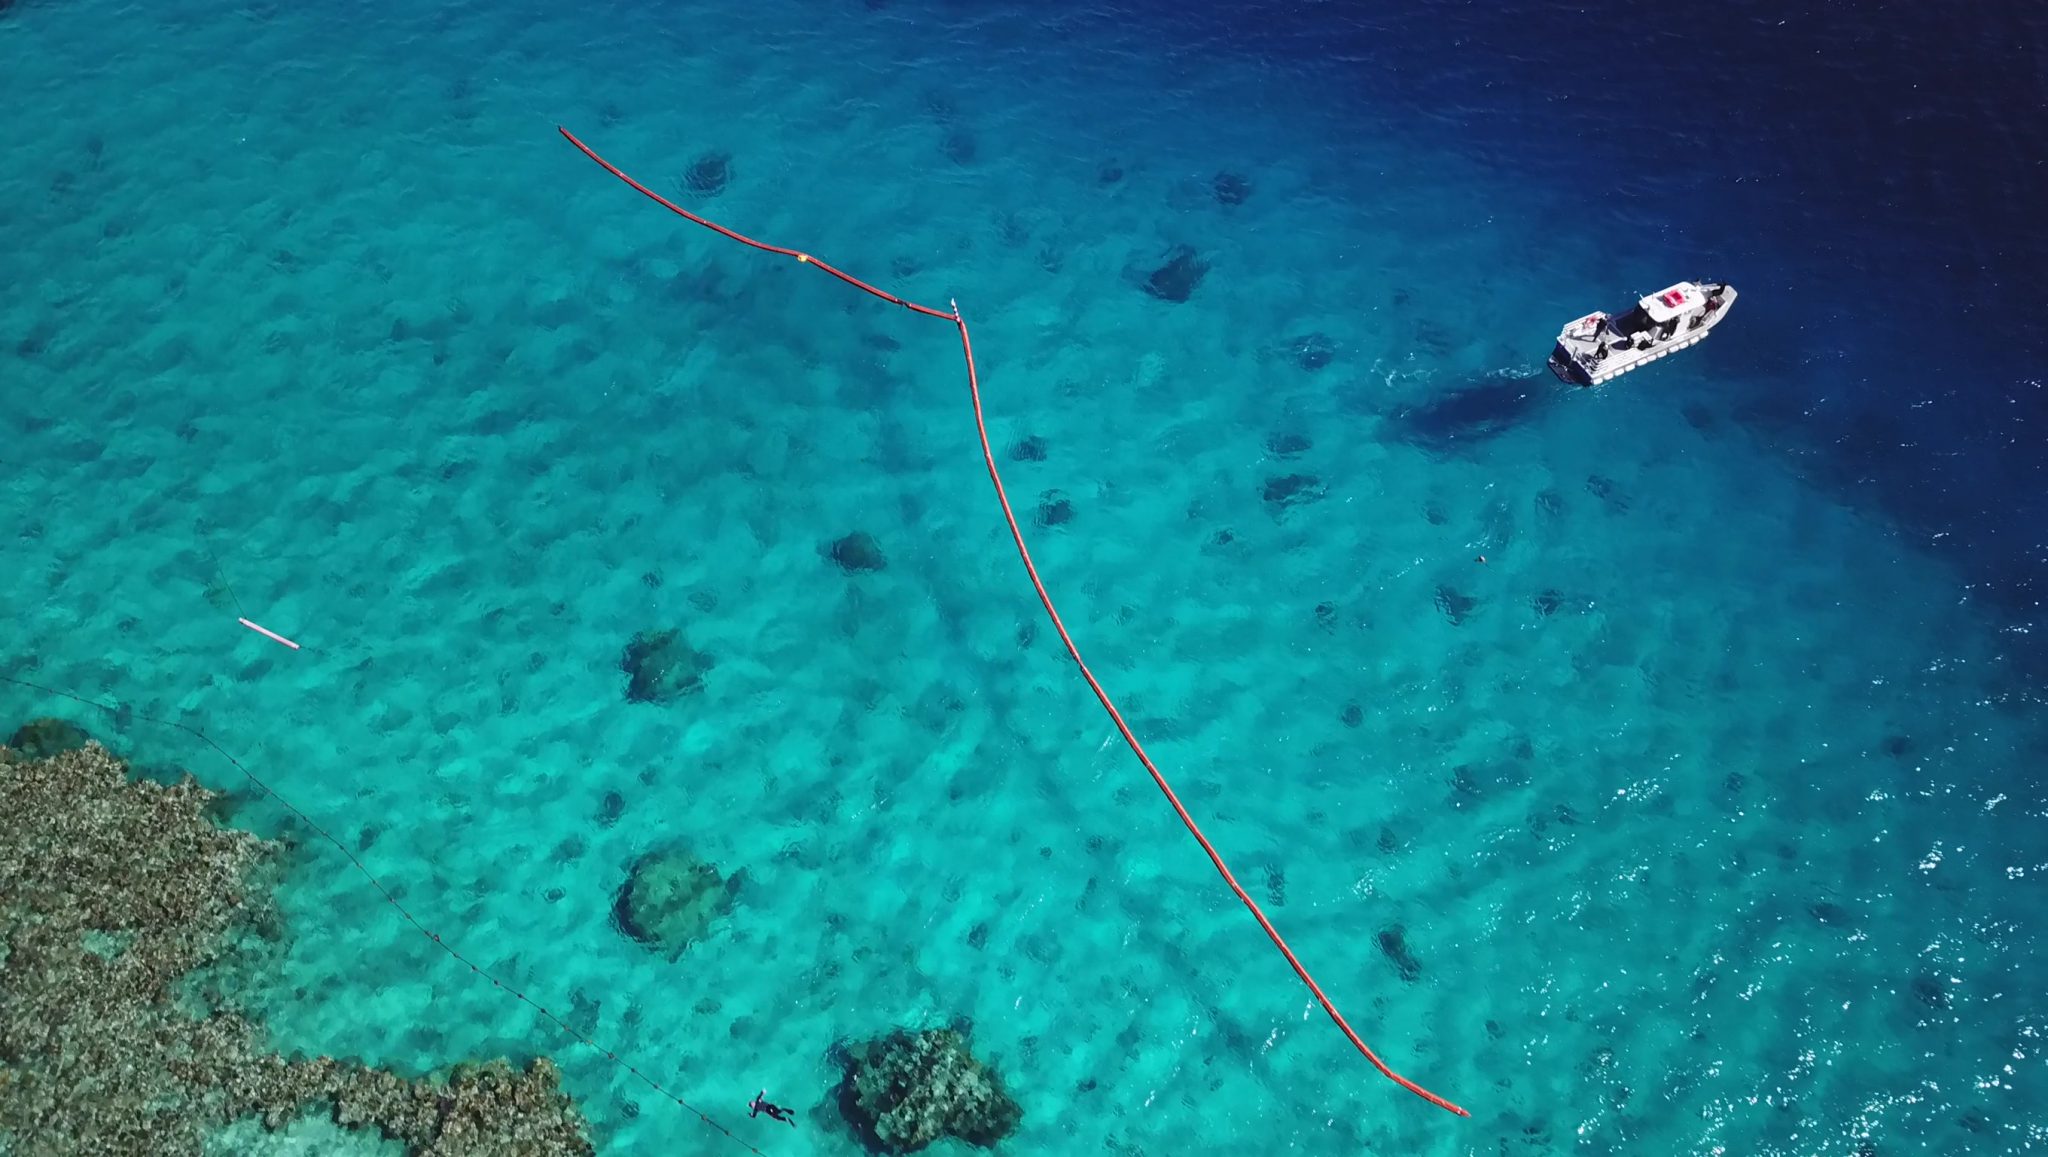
[[1608, 282, 1723, 342]]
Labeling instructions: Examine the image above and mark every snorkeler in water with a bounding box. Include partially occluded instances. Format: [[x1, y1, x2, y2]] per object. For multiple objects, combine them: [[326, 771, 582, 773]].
[[748, 1090, 796, 1126]]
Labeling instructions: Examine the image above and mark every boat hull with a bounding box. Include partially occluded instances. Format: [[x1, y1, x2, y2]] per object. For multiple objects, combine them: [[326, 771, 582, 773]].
[[1550, 327, 1717, 387]]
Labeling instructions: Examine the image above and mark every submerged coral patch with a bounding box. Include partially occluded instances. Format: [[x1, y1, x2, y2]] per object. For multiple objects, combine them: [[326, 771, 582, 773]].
[[682, 151, 732, 197], [1376, 925, 1423, 982], [1288, 331, 1335, 371], [1434, 584, 1478, 625], [7, 716, 92, 760], [620, 628, 715, 704], [1034, 490, 1074, 527], [611, 847, 743, 961], [0, 739, 593, 1154], [1266, 431, 1312, 458], [1261, 473, 1326, 510], [1008, 435, 1048, 462], [1140, 245, 1208, 303], [835, 1027, 1022, 1153], [827, 531, 888, 573]]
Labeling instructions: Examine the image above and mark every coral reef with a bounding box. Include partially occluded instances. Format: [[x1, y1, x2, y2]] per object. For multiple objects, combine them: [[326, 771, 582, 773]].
[[1265, 431, 1312, 458], [826, 531, 888, 573], [682, 151, 732, 197], [1140, 245, 1207, 303], [1434, 583, 1478, 626], [1262, 865, 1286, 906], [1034, 491, 1073, 528], [1376, 925, 1423, 983], [1211, 171, 1252, 206], [1286, 331, 1334, 371], [1585, 473, 1629, 511], [0, 739, 593, 1155], [5, 715, 91, 760], [1261, 472, 1326, 511], [620, 627, 715, 704], [611, 847, 743, 961], [835, 1027, 1022, 1153]]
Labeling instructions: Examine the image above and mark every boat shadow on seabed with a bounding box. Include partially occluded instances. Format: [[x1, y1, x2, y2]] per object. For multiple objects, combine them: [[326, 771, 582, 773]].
[[1384, 371, 1551, 455]]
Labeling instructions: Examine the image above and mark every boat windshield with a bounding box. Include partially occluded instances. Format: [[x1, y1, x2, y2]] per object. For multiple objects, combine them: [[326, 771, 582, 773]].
[[1609, 306, 1652, 336]]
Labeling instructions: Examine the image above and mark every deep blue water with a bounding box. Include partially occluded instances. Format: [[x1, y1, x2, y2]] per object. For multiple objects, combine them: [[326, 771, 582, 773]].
[[1102, 0, 2048, 632], [3, 0, 2044, 1154]]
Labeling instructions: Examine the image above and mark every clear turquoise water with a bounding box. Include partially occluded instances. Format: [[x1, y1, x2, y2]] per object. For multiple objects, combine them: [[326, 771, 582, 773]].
[[4, 0, 2044, 1154]]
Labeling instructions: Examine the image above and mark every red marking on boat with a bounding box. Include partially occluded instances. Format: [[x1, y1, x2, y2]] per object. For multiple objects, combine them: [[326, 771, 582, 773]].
[[238, 618, 301, 650]]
